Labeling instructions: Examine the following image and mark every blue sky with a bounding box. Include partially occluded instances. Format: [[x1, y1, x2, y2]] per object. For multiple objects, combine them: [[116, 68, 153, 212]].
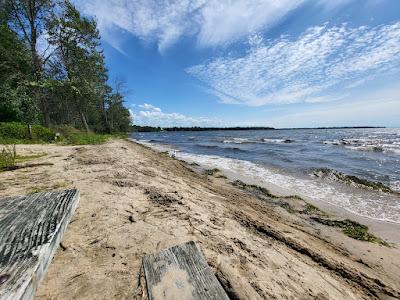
[[73, 0, 400, 128]]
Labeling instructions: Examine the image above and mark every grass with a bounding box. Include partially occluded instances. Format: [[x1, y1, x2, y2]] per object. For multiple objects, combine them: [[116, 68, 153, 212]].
[[15, 153, 46, 162], [53, 126, 127, 145], [61, 133, 111, 145], [1, 143, 48, 172], [0, 122, 128, 146], [311, 217, 389, 246], [0, 145, 16, 170]]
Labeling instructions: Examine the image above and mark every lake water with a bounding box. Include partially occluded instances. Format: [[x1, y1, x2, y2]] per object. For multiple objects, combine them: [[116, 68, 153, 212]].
[[132, 128, 400, 224]]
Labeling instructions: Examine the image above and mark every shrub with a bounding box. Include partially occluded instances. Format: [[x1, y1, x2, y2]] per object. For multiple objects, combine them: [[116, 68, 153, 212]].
[[0, 145, 16, 170], [32, 125, 54, 142], [0, 122, 55, 143], [0, 122, 27, 140]]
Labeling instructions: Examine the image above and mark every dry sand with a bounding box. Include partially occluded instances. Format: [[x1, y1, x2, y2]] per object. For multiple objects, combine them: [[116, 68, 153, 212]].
[[1, 139, 399, 299]]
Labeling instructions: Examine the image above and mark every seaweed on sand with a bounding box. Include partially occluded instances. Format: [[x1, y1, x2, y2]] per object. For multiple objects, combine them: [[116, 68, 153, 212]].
[[311, 217, 389, 246]]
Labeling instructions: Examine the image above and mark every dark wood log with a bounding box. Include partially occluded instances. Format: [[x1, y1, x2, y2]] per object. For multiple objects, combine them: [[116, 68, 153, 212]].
[[0, 189, 80, 300], [143, 241, 229, 300]]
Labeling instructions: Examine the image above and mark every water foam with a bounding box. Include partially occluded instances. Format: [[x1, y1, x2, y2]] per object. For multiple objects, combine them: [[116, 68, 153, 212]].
[[178, 152, 400, 223], [323, 137, 400, 154], [134, 138, 400, 224]]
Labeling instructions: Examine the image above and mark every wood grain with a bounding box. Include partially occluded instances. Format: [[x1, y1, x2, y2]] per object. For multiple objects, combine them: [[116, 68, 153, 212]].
[[0, 189, 79, 300], [143, 241, 229, 300]]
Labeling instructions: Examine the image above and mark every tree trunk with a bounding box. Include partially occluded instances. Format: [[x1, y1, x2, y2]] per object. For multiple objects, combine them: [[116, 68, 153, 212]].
[[27, 124, 32, 139], [79, 110, 90, 133], [43, 110, 51, 127]]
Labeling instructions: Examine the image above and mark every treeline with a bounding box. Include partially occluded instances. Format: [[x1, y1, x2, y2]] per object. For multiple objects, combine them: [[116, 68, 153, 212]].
[[131, 126, 276, 132], [0, 0, 131, 133], [164, 126, 275, 131], [131, 125, 162, 132]]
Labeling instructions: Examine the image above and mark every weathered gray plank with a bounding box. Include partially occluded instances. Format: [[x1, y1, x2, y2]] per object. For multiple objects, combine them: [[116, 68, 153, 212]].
[[143, 241, 229, 300], [0, 189, 80, 300]]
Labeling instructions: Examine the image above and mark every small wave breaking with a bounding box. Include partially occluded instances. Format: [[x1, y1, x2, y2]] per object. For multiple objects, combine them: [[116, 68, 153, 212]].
[[222, 137, 293, 144], [311, 168, 399, 194], [323, 138, 400, 154], [196, 144, 248, 152]]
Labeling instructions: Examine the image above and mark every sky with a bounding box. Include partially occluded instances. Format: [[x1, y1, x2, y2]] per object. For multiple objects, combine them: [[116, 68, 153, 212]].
[[73, 0, 400, 128]]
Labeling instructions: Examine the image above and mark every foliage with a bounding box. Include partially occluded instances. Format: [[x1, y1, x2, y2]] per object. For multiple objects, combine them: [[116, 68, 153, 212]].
[[0, 122, 54, 143], [0, 122, 128, 145], [55, 125, 129, 145], [0, 24, 39, 123], [60, 132, 110, 145], [0, 0, 132, 133]]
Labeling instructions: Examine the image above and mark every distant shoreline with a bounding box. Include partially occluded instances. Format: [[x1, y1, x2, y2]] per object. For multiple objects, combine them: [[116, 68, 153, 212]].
[[132, 125, 385, 132]]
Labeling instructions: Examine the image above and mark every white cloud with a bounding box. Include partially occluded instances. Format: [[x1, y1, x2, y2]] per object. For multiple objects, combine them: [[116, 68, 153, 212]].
[[186, 22, 400, 106], [267, 94, 400, 128], [73, 0, 305, 52], [132, 103, 223, 127], [139, 103, 161, 112]]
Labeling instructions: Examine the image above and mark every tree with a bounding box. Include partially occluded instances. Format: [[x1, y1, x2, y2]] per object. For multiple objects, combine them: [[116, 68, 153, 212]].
[[0, 14, 39, 123], [0, 0, 132, 133], [5, 0, 54, 125], [47, 0, 105, 132]]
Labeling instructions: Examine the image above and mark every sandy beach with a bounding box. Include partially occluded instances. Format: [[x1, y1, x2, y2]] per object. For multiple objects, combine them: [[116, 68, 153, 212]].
[[1, 139, 399, 299]]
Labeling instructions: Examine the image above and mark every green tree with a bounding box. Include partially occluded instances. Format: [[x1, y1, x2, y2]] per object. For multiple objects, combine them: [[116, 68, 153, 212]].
[[5, 0, 54, 125], [0, 20, 39, 123], [1, 0, 131, 133], [47, 0, 105, 132]]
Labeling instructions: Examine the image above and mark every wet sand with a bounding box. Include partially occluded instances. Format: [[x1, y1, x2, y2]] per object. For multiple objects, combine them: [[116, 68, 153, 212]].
[[1, 139, 399, 299], [221, 169, 400, 244]]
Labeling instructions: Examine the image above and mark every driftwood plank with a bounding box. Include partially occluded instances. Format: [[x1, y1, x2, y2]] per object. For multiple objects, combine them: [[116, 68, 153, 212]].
[[0, 189, 79, 300], [143, 241, 229, 300]]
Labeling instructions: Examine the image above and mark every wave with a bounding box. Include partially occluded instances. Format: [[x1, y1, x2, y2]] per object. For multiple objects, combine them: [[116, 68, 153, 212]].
[[391, 181, 400, 193], [311, 168, 399, 194], [172, 152, 400, 224], [134, 137, 400, 223], [222, 137, 294, 144], [222, 138, 250, 144], [323, 138, 400, 154], [196, 144, 248, 152]]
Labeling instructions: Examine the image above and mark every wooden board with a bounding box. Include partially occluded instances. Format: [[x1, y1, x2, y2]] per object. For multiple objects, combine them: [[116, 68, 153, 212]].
[[143, 241, 229, 300], [0, 189, 79, 300]]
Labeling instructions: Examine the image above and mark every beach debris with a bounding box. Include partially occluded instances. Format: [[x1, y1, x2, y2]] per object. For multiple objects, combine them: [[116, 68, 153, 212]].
[[144, 187, 182, 205], [202, 168, 228, 179], [60, 243, 67, 251], [311, 217, 389, 246], [0, 189, 79, 299], [143, 241, 229, 300]]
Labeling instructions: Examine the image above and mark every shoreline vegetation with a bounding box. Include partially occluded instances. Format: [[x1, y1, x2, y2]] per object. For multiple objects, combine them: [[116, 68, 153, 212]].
[[195, 168, 390, 246], [0, 122, 126, 171], [0, 138, 399, 299]]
